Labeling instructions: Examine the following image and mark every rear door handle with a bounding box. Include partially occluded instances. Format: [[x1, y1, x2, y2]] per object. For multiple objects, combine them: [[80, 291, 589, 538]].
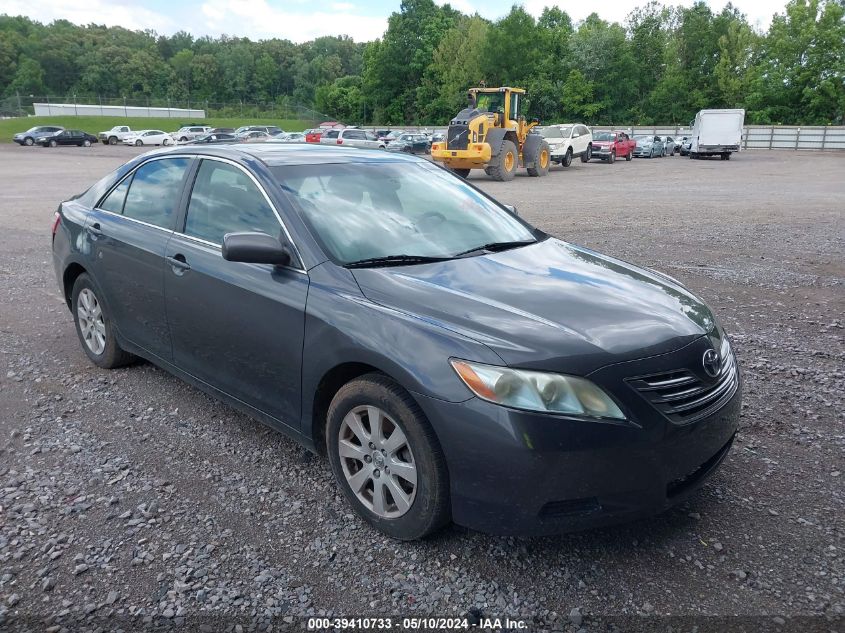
[[86, 223, 103, 237], [166, 254, 191, 273]]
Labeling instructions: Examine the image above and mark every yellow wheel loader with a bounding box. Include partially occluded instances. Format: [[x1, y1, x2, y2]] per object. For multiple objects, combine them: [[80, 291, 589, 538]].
[[430, 86, 550, 181]]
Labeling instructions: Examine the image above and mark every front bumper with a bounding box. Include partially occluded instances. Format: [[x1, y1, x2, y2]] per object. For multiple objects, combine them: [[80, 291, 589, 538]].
[[431, 143, 492, 169], [548, 144, 570, 158], [633, 146, 654, 156], [415, 336, 742, 536]]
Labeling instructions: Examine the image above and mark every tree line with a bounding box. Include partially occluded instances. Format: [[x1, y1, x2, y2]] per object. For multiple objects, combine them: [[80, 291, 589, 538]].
[[1, 0, 843, 126]]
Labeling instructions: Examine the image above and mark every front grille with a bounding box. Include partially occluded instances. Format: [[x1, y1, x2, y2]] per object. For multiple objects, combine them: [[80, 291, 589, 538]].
[[447, 125, 469, 151], [627, 343, 738, 424]]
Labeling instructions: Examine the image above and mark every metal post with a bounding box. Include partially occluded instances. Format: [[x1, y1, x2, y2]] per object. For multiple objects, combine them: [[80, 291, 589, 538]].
[[124, 96, 127, 117], [795, 127, 801, 150], [74, 93, 77, 116], [821, 125, 828, 150], [768, 126, 774, 150], [16, 92, 21, 116], [743, 128, 748, 150]]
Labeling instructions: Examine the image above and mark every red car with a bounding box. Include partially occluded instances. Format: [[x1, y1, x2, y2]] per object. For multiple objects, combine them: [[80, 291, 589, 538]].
[[304, 128, 324, 144], [590, 130, 635, 163]]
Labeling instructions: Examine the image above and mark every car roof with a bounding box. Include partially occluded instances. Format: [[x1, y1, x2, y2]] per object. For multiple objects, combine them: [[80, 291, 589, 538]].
[[143, 143, 423, 167]]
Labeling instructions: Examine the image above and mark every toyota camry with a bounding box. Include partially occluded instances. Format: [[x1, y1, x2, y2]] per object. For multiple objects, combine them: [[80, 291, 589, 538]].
[[52, 144, 741, 539]]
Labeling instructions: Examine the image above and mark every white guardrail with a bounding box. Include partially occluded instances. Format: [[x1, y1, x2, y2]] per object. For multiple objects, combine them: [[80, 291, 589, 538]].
[[33, 103, 207, 119], [362, 125, 845, 151]]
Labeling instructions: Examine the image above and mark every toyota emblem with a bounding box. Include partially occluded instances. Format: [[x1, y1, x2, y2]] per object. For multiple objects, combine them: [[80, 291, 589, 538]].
[[702, 349, 721, 378]]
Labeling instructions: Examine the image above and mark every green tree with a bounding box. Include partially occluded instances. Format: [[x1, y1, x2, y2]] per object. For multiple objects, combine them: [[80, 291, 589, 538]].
[[416, 16, 489, 123]]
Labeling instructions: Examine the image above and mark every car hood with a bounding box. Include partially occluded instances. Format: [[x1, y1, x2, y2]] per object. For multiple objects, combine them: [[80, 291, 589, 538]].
[[351, 238, 714, 375]]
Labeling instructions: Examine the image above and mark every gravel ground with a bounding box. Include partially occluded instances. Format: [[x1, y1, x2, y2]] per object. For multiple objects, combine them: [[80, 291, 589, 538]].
[[0, 144, 843, 632]]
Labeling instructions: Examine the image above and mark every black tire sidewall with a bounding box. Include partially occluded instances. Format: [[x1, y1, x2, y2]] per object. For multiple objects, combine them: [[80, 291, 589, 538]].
[[24, 137, 34, 146], [326, 375, 450, 540], [563, 148, 572, 167]]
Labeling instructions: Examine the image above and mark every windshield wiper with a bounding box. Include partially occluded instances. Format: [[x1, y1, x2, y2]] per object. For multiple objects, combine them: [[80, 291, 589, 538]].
[[453, 239, 537, 258], [345, 254, 451, 269]]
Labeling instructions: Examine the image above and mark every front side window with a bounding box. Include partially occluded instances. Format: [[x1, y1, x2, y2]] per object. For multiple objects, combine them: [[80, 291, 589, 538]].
[[184, 160, 279, 245], [122, 158, 190, 229], [274, 162, 535, 265]]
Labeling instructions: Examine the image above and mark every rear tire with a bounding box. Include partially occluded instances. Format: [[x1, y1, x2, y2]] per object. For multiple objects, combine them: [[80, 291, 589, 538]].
[[625, 150, 632, 161], [49, 140, 57, 148], [83, 139, 91, 147], [71, 274, 135, 369], [327, 374, 450, 540], [580, 145, 592, 162], [527, 140, 551, 176], [487, 140, 518, 181], [451, 168, 471, 178]]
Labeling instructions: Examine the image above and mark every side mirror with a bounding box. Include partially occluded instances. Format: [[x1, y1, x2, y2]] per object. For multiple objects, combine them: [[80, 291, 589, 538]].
[[222, 232, 292, 266], [504, 204, 518, 216]]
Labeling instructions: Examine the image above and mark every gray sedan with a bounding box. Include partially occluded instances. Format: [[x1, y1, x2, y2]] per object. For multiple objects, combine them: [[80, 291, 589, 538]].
[[52, 144, 740, 540], [632, 135, 665, 158]]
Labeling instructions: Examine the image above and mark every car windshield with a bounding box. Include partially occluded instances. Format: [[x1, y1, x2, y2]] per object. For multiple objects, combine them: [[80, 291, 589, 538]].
[[634, 135, 652, 141], [541, 127, 571, 139], [593, 132, 615, 141], [474, 92, 505, 113], [273, 162, 535, 265]]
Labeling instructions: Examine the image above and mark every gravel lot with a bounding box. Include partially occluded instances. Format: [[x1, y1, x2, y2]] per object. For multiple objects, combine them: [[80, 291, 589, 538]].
[[1, 144, 843, 632]]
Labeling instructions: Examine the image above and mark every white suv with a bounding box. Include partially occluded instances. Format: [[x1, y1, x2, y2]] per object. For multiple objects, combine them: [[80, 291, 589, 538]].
[[172, 126, 212, 143], [320, 128, 385, 150], [540, 124, 593, 167]]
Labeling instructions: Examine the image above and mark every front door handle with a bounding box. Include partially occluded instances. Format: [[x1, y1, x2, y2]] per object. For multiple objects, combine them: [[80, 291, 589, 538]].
[[166, 254, 191, 274]]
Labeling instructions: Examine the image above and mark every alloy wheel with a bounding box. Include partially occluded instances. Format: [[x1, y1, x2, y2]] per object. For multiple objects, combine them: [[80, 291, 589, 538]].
[[77, 288, 106, 355], [338, 405, 417, 518]]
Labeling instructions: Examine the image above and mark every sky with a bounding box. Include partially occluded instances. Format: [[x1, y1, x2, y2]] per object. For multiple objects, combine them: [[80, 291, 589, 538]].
[[2, 0, 789, 43]]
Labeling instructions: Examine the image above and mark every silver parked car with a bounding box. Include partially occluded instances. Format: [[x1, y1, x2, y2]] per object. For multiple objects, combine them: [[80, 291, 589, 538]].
[[659, 136, 678, 156], [320, 128, 386, 149], [632, 135, 665, 158]]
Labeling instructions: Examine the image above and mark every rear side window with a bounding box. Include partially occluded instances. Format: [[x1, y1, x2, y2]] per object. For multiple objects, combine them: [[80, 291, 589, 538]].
[[183, 160, 279, 245], [122, 158, 190, 229], [325, 130, 339, 139], [99, 177, 131, 214]]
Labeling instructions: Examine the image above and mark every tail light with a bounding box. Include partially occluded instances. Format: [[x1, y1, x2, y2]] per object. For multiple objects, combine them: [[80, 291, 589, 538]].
[[337, 138, 343, 145], [51, 211, 61, 237]]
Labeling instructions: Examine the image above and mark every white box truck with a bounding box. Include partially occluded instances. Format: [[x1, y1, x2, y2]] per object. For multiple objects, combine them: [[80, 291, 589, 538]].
[[689, 109, 745, 160]]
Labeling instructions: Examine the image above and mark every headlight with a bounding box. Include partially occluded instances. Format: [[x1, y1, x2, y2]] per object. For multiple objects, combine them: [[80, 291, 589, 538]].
[[450, 360, 625, 420]]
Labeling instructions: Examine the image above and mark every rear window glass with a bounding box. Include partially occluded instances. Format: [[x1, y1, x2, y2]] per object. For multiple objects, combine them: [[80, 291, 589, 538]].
[[122, 158, 190, 229]]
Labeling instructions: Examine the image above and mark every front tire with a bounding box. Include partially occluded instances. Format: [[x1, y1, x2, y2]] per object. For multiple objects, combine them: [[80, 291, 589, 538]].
[[451, 168, 471, 178], [560, 148, 572, 168], [487, 139, 518, 181], [327, 374, 450, 540], [71, 274, 134, 369], [135, 140, 143, 146], [608, 150, 616, 164], [24, 137, 34, 146], [108, 136, 118, 145]]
